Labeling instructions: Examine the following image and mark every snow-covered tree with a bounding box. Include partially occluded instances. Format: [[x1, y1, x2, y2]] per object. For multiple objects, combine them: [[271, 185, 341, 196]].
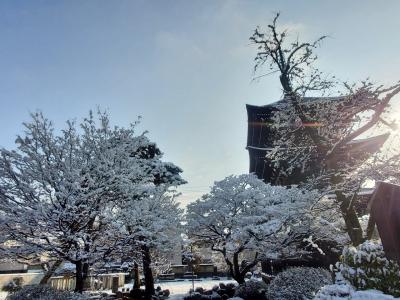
[[0, 111, 184, 293], [250, 13, 400, 246], [186, 174, 319, 284], [116, 187, 184, 296]]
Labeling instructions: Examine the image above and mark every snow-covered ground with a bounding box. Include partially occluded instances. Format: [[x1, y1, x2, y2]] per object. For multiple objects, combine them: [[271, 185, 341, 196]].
[[123, 277, 237, 300], [0, 278, 236, 300], [0, 291, 7, 300]]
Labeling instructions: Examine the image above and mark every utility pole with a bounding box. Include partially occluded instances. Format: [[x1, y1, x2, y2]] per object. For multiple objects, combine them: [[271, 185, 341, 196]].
[[191, 244, 195, 292]]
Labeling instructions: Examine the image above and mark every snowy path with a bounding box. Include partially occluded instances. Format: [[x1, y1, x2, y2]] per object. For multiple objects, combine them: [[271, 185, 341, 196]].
[[123, 277, 237, 299]]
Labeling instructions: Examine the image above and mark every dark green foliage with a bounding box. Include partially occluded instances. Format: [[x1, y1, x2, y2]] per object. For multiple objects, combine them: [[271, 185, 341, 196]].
[[234, 279, 268, 300], [183, 293, 209, 300], [267, 267, 332, 300], [184, 283, 237, 300]]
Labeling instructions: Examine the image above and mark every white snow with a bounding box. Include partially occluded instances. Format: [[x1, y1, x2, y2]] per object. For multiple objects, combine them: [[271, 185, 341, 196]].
[[122, 277, 237, 299], [314, 282, 400, 299]]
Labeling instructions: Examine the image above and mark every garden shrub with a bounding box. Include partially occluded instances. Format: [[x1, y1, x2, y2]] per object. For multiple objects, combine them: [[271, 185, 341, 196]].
[[267, 267, 332, 300], [336, 240, 400, 297], [313, 280, 354, 299], [183, 291, 223, 300], [183, 292, 209, 300], [209, 292, 222, 300], [217, 282, 235, 298], [161, 288, 170, 297], [314, 281, 397, 299], [234, 279, 268, 300], [184, 283, 237, 300], [6, 284, 88, 300], [195, 287, 204, 294]]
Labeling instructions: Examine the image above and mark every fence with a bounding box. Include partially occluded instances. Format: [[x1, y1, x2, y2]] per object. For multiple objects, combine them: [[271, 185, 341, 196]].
[[49, 273, 126, 291], [0, 272, 125, 292]]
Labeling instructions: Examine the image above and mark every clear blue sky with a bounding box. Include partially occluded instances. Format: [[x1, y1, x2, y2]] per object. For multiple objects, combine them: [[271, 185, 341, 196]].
[[0, 0, 399, 205]]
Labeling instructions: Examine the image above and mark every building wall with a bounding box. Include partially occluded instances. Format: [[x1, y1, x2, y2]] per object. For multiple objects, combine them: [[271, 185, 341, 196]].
[[0, 272, 126, 291], [0, 273, 44, 287]]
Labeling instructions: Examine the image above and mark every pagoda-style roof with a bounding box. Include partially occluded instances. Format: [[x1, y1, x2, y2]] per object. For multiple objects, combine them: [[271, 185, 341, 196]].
[[246, 99, 389, 185], [247, 133, 389, 153], [246, 96, 348, 149]]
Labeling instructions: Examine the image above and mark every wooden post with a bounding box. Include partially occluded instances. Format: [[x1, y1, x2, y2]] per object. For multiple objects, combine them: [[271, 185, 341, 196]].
[[133, 262, 140, 289], [369, 182, 400, 261], [111, 276, 119, 294]]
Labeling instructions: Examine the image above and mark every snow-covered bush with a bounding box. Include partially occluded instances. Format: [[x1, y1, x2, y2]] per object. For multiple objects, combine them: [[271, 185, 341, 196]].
[[314, 281, 352, 299], [183, 292, 210, 300], [218, 282, 236, 298], [234, 279, 268, 300], [6, 285, 88, 300], [195, 287, 204, 294], [161, 288, 170, 297], [184, 283, 236, 300], [314, 281, 397, 299], [336, 240, 400, 297], [267, 267, 332, 300]]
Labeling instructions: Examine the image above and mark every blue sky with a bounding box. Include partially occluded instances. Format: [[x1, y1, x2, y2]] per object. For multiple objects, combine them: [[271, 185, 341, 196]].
[[0, 0, 399, 205]]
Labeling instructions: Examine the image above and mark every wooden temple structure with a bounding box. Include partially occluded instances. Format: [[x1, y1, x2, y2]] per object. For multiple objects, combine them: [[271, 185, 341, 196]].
[[246, 97, 389, 185], [247, 96, 395, 272]]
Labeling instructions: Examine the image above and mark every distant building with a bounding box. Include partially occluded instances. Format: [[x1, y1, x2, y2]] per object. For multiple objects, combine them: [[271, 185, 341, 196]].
[[0, 261, 27, 274]]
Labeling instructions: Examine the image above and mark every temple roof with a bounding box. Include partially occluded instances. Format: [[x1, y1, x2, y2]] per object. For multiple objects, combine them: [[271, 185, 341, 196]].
[[247, 95, 348, 110], [247, 133, 389, 153]]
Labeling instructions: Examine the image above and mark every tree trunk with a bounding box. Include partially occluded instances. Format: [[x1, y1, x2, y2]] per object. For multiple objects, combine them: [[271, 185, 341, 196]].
[[232, 252, 259, 284], [336, 191, 364, 246], [233, 272, 245, 284], [74, 261, 84, 293], [142, 245, 155, 297], [280, 73, 292, 95], [133, 262, 140, 289], [232, 252, 245, 284], [82, 262, 90, 290], [39, 259, 63, 285], [328, 157, 364, 247]]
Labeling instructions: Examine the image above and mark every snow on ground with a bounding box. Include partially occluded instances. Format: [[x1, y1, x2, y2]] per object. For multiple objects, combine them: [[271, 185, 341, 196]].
[[2, 280, 398, 300], [123, 277, 237, 300], [155, 277, 237, 295]]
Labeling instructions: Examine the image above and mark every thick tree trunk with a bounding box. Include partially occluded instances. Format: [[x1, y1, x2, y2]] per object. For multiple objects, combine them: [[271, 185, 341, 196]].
[[74, 261, 84, 293], [233, 272, 245, 284], [142, 245, 155, 297], [222, 248, 258, 285], [337, 191, 364, 246], [328, 157, 364, 247], [39, 259, 63, 285], [280, 73, 292, 95], [231, 252, 259, 284], [232, 252, 245, 284]]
